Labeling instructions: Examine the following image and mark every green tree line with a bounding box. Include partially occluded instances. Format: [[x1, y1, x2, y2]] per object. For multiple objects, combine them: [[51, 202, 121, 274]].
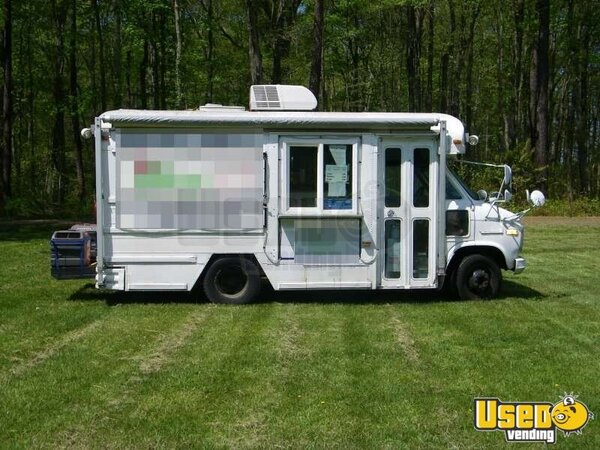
[[0, 0, 598, 216]]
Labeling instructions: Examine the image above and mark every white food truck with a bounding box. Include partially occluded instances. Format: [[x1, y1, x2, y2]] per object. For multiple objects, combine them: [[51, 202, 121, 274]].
[[71, 85, 543, 304]]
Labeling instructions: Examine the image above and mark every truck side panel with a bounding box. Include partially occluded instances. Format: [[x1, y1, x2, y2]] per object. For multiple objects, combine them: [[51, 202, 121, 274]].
[[99, 128, 265, 291]]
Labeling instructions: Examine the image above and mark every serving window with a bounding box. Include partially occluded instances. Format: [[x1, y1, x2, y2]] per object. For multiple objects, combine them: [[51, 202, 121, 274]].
[[289, 145, 318, 207], [282, 139, 358, 215]]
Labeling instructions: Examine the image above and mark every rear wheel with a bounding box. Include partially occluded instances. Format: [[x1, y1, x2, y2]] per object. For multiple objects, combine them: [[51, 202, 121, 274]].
[[455, 254, 501, 300], [202, 257, 261, 304]]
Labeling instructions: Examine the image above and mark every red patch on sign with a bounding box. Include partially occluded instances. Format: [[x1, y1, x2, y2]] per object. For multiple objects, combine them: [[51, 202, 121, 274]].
[[134, 160, 148, 174]]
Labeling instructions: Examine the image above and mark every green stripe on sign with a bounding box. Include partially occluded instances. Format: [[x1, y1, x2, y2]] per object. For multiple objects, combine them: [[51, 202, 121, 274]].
[[134, 174, 201, 189], [174, 175, 202, 188], [135, 174, 175, 188]]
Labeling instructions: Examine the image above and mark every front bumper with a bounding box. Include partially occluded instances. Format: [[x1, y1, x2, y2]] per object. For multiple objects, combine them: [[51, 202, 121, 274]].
[[514, 257, 526, 274]]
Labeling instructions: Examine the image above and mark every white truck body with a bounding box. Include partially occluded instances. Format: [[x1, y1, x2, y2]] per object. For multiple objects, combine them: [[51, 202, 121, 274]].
[[91, 86, 527, 302]]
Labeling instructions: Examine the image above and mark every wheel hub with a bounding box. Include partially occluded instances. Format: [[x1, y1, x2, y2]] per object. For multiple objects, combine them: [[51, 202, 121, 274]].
[[468, 269, 490, 294], [215, 266, 248, 296]]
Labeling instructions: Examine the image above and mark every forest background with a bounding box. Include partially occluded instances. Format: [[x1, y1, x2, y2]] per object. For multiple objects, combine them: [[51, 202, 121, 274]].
[[0, 0, 598, 217]]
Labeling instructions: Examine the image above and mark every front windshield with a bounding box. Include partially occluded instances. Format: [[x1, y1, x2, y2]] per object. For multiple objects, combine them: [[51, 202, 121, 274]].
[[448, 167, 478, 200]]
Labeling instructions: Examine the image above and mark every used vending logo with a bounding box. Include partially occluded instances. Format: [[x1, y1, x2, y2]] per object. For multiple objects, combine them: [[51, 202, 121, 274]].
[[474, 395, 593, 444]]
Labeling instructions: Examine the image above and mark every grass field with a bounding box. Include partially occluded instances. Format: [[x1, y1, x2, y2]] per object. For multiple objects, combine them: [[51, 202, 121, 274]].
[[0, 219, 599, 448]]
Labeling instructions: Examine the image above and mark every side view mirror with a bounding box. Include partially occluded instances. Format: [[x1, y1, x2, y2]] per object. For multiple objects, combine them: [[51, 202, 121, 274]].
[[526, 189, 546, 207], [467, 134, 479, 146], [477, 189, 488, 201], [490, 189, 512, 203], [81, 128, 93, 140]]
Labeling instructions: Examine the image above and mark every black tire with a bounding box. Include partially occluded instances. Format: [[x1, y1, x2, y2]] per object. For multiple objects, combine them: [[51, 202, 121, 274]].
[[455, 254, 502, 300], [202, 257, 261, 304]]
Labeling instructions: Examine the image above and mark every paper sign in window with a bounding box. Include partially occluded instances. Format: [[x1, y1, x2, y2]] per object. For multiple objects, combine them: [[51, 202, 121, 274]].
[[325, 165, 348, 196], [329, 145, 347, 165], [325, 165, 348, 183]]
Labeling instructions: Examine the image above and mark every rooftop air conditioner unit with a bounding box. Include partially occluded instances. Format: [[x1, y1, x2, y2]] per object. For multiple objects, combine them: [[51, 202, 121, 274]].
[[250, 85, 317, 111]]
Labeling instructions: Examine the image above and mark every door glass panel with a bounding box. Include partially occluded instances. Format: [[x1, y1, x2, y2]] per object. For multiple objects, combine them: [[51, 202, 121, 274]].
[[385, 148, 402, 207], [413, 219, 429, 278], [289, 146, 318, 207], [323, 144, 353, 210], [413, 148, 430, 207], [384, 219, 401, 279]]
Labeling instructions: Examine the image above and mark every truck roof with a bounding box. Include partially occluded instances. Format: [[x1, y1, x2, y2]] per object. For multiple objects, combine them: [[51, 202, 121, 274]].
[[99, 110, 466, 154]]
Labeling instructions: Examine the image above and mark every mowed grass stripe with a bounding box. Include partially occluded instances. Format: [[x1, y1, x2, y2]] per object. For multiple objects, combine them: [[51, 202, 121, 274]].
[[56, 305, 280, 448], [0, 280, 111, 372], [256, 304, 426, 448], [50, 306, 213, 448], [389, 312, 420, 363], [267, 305, 360, 447], [394, 299, 598, 401], [166, 304, 280, 449], [136, 307, 210, 376], [375, 302, 560, 447], [0, 304, 202, 446], [103, 307, 210, 407], [340, 305, 414, 447], [0, 301, 107, 373], [4, 318, 103, 378]]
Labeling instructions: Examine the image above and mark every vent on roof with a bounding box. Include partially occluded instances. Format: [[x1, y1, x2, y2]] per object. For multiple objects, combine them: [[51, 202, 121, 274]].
[[198, 103, 245, 112], [250, 85, 317, 111], [252, 86, 281, 109]]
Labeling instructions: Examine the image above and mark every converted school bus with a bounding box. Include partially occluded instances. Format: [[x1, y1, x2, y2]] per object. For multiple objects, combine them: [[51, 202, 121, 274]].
[[80, 85, 538, 304]]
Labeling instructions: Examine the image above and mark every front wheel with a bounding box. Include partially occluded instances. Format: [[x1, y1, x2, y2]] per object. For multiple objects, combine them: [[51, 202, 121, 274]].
[[455, 254, 501, 300], [202, 257, 261, 304]]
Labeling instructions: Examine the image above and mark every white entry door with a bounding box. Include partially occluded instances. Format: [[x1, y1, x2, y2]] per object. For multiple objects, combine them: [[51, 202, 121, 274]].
[[380, 142, 438, 288]]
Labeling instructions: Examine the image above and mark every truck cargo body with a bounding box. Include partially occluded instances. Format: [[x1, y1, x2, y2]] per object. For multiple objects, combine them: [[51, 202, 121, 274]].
[[86, 87, 526, 303]]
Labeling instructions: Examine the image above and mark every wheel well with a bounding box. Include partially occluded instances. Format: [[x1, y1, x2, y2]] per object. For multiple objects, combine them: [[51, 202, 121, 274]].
[[446, 246, 507, 278], [193, 254, 265, 291]]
